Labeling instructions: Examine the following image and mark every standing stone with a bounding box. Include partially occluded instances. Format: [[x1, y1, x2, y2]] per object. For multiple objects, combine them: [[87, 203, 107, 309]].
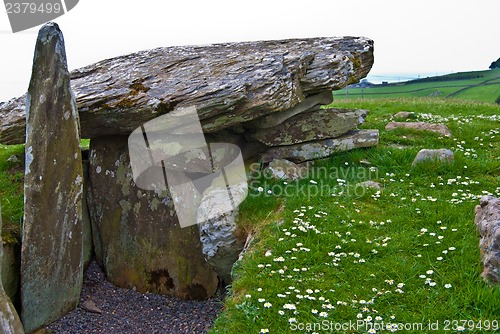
[[21, 23, 84, 332], [87, 136, 219, 300], [0, 205, 24, 334]]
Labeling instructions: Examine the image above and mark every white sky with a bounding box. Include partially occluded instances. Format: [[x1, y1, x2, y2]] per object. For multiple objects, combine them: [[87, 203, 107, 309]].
[[0, 0, 499, 101]]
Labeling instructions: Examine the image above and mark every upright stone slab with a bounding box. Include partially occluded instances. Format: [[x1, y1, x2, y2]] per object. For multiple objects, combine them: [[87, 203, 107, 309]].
[[21, 23, 84, 332], [0, 206, 24, 334], [87, 136, 218, 300]]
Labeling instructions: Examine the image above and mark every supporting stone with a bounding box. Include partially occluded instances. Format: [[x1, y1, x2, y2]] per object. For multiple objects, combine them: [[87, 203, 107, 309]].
[[0, 205, 24, 334], [250, 108, 368, 146], [87, 135, 219, 299], [21, 23, 84, 332], [262, 130, 379, 163]]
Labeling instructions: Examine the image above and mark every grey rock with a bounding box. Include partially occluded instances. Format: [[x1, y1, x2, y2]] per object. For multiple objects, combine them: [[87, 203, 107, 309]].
[[0, 208, 24, 334], [0, 37, 374, 144], [87, 135, 218, 300], [262, 129, 379, 163], [6, 155, 18, 163], [250, 108, 369, 146], [385, 122, 452, 137], [1, 241, 20, 307], [80, 299, 102, 314], [21, 23, 84, 333], [246, 91, 333, 129], [265, 159, 307, 180], [412, 149, 454, 166], [357, 180, 382, 189], [393, 111, 415, 119], [81, 159, 93, 270], [474, 196, 500, 284], [197, 182, 247, 284]]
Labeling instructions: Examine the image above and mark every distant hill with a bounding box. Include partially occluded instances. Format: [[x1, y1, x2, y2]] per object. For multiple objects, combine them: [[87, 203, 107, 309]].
[[336, 68, 500, 104]]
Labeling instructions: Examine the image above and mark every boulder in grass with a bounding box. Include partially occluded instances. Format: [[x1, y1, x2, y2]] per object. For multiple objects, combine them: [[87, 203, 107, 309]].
[[411, 149, 454, 166], [385, 122, 452, 137]]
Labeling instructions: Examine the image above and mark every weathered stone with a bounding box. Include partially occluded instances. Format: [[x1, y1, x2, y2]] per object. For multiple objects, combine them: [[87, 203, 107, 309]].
[[0, 36, 374, 144], [197, 182, 247, 284], [250, 108, 368, 146], [474, 196, 500, 284], [0, 207, 24, 334], [81, 159, 93, 270], [265, 159, 307, 180], [412, 149, 454, 166], [357, 180, 382, 189], [246, 91, 333, 129], [385, 122, 452, 137], [6, 155, 18, 163], [87, 135, 218, 299], [21, 23, 84, 333], [80, 300, 102, 314], [1, 241, 20, 306], [262, 130, 379, 163], [393, 111, 415, 119]]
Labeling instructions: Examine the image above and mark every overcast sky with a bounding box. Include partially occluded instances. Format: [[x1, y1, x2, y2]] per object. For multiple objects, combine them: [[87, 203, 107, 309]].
[[1, 0, 499, 101]]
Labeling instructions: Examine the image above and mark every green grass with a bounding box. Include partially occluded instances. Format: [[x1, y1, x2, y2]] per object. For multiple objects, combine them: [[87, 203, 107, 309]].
[[335, 69, 500, 104], [0, 97, 499, 332], [0, 139, 90, 243], [211, 98, 500, 334], [0, 144, 24, 243]]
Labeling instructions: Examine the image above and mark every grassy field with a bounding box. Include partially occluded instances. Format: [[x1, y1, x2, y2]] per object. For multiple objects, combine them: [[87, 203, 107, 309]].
[[211, 98, 500, 333], [1, 97, 499, 333], [334, 69, 500, 104], [0, 144, 24, 243]]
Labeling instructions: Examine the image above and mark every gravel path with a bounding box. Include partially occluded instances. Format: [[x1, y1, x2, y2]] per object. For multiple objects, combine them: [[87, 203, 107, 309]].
[[46, 261, 223, 334]]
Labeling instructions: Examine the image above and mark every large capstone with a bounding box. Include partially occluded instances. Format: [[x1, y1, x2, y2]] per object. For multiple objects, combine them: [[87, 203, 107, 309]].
[[0, 37, 374, 144], [20, 23, 84, 333], [87, 135, 219, 299]]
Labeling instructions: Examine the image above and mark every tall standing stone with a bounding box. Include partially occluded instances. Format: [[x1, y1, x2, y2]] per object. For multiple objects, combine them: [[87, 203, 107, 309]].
[[21, 23, 84, 332], [0, 205, 24, 334]]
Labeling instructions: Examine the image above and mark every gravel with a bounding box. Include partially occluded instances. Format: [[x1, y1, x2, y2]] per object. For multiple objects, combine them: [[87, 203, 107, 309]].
[[45, 261, 223, 334]]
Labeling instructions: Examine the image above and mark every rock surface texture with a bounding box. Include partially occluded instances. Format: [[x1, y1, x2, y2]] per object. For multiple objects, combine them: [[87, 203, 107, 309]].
[[262, 130, 379, 163], [250, 108, 369, 146], [87, 136, 219, 299], [474, 196, 500, 284], [385, 122, 452, 137], [0, 36, 374, 144], [20, 23, 84, 333], [197, 183, 247, 284], [0, 207, 24, 334], [412, 149, 454, 166]]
